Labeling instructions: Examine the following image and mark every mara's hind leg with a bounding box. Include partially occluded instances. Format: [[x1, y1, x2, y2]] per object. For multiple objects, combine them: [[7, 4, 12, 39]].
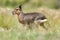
[[34, 19, 48, 30], [34, 21, 41, 31], [40, 23, 48, 30]]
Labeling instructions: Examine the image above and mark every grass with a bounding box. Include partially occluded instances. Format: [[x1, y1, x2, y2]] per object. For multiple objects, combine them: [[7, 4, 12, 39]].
[[0, 7, 60, 40], [0, 12, 17, 29]]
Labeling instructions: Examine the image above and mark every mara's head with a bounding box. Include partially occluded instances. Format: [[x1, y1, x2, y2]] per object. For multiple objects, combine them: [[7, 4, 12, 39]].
[[12, 5, 22, 15]]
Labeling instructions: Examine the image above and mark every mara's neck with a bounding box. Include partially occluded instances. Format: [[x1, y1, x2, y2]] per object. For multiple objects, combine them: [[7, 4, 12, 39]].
[[19, 11, 24, 16], [17, 11, 24, 21], [17, 11, 24, 16]]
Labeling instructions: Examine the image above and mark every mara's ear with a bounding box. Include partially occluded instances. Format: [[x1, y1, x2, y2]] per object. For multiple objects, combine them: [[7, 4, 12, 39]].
[[19, 5, 22, 10]]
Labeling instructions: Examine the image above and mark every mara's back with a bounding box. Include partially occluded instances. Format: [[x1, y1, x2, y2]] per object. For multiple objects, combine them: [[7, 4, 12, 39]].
[[22, 12, 46, 23]]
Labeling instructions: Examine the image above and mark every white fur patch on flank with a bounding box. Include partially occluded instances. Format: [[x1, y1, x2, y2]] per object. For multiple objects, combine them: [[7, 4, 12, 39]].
[[35, 19, 47, 23]]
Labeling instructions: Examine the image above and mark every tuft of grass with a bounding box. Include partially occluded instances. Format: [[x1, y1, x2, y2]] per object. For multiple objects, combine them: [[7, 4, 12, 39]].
[[0, 11, 17, 29]]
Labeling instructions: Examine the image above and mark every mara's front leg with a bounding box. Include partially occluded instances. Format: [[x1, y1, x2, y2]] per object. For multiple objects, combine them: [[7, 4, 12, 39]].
[[22, 24, 28, 30], [28, 23, 33, 30], [22, 23, 34, 30]]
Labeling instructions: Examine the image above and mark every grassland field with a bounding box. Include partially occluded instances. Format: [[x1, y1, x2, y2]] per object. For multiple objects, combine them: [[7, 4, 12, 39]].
[[0, 6, 60, 40]]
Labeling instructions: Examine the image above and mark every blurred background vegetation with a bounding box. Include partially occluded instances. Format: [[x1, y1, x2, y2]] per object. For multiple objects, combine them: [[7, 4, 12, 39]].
[[0, 0, 60, 9]]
